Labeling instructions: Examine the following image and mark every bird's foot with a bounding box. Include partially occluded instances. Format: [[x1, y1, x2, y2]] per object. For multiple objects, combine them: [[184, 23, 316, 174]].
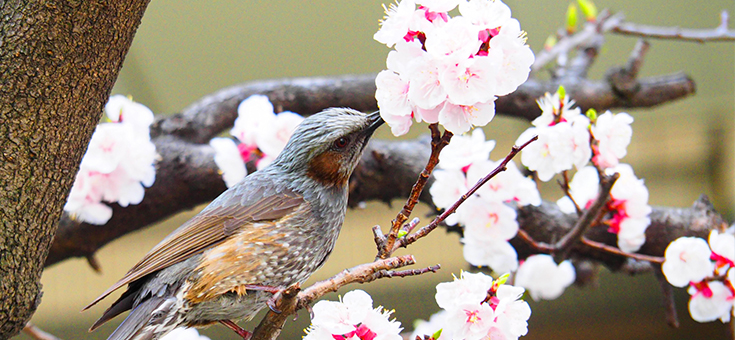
[[243, 284, 287, 314], [219, 320, 252, 340]]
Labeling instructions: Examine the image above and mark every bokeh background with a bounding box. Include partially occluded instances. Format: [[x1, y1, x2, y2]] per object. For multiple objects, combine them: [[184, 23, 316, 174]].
[[20, 0, 735, 339]]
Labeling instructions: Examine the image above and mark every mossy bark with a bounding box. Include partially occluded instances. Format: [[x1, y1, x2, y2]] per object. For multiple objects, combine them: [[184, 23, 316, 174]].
[[0, 1, 149, 337]]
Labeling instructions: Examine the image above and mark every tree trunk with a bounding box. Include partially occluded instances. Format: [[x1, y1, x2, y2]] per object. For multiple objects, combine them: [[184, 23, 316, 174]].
[[0, 1, 149, 338]]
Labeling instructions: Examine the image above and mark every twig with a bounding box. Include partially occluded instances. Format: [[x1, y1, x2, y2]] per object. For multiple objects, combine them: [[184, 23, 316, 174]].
[[376, 264, 441, 279], [558, 170, 583, 216], [23, 323, 61, 340], [580, 237, 665, 264], [379, 124, 452, 259], [554, 172, 618, 260], [516, 229, 556, 253], [251, 255, 418, 340], [612, 10, 735, 43], [653, 267, 680, 328], [393, 136, 538, 252], [533, 10, 624, 71], [606, 39, 651, 97]]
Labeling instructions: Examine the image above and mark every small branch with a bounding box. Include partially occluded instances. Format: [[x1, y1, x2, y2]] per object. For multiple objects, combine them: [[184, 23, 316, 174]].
[[533, 10, 624, 71], [612, 10, 735, 43], [23, 323, 61, 340], [376, 264, 441, 279], [654, 267, 680, 328], [580, 237, 664, 264], [250, 255, 418, 340], [394, 136, 537, 252], [379, 124, 452, 259], [554, 172, 618, 260], [516, 229, 556, 253], [558, 170, 583, 216]]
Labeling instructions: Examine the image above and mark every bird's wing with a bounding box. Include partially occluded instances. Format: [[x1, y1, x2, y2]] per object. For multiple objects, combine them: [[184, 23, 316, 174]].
[[83, 183, 304, 310]]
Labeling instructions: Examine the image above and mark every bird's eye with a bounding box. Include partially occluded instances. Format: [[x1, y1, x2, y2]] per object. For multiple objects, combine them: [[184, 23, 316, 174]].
[[333, 136, 350, 149]]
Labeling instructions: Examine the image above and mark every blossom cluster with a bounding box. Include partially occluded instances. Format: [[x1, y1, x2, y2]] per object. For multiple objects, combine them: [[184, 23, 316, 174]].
[[411, 271, 531, 340], [515, 88, 634, 181], [304, 290, 403, 340], [374, 0, 534, 136], [514, 87, 650, 253], [662, 229, 735, 323], [209, 95, 304, 187], [429, 129, 540, 273], [64, 95, 157, 225], [556, 164, 652, 253]]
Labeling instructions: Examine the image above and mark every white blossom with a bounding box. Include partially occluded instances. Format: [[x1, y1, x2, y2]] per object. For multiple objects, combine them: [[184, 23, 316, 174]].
[[463, 238, 519, 273], [688, 281, 734, 323], [231, 94, 276, 146], [591, 111, 634, 169], [438, 129, 496, 170], [374, 0, 417, 47], [514, 255, 576, 301], [305, 290, 402, 340], [662, 237, 714, 288], [160, 328, 210, 340], [209, 138, 247, 188], [65, 96, 157, 225], [438, 100, 496, 135]]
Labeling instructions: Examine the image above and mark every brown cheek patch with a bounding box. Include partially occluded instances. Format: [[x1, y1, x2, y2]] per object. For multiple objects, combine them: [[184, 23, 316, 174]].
[[306, 151, 349, 187]]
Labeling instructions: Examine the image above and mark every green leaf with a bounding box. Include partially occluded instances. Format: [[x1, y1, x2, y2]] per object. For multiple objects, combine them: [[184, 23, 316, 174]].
[[565, 3, 578, 33], [577, 0, 598, 21]]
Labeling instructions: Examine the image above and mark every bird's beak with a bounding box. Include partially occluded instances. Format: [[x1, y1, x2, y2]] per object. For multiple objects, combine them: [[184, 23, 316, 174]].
[[365, 110, 384, 135]]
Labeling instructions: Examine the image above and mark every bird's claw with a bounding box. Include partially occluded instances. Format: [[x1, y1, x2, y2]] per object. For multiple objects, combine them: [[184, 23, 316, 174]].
[[266, 297, 282, 314], [219, 320, 252, 340]]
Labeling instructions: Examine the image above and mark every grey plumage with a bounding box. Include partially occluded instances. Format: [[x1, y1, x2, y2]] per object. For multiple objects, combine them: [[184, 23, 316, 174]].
[[86, 108, 383, 340]]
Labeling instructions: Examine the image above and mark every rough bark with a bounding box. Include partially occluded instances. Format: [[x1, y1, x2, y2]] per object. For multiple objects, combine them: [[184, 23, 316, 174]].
[[0, 1, 150, 338]]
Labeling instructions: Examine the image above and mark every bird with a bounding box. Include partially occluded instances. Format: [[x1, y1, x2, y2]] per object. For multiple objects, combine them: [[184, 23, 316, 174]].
[[83, 108, 384, 340]]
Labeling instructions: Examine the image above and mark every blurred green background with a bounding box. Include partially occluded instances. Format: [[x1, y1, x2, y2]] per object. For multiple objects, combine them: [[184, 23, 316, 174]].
[[21, 0, 735, 339]]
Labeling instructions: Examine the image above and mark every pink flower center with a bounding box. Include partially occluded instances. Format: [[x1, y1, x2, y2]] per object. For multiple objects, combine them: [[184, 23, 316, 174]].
[[333, 324, 377, 340]]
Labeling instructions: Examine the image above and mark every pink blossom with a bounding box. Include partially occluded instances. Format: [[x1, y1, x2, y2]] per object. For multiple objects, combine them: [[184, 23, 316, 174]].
[[514, 255, 576, 301], [438, 100, 496, 135], [424, 17, 482, 60], [688, 281, 734, 323], [65, 97, 157, 225], [441, 55, 499, 106], [662, 237, 714, 288], [435, 271, 495, 311], [461, 199, 519, 241], [445, 303, 496, 340], [488, 34, 534, 96], [458, 0, 512, 29], [467, 159, 540, 206], [209, 138, 247, 188], [374, 0, 417, 47], [516, 124, 575, 182], [406, 54, 448, 110], [376, 70, 414, 136]]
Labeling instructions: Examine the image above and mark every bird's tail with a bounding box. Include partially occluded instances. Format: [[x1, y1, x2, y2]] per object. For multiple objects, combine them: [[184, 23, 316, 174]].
[[106, 296, 182, 340]]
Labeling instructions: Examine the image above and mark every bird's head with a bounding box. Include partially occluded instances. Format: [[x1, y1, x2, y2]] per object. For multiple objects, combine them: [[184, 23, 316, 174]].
[[271, 108, 384, 188]]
